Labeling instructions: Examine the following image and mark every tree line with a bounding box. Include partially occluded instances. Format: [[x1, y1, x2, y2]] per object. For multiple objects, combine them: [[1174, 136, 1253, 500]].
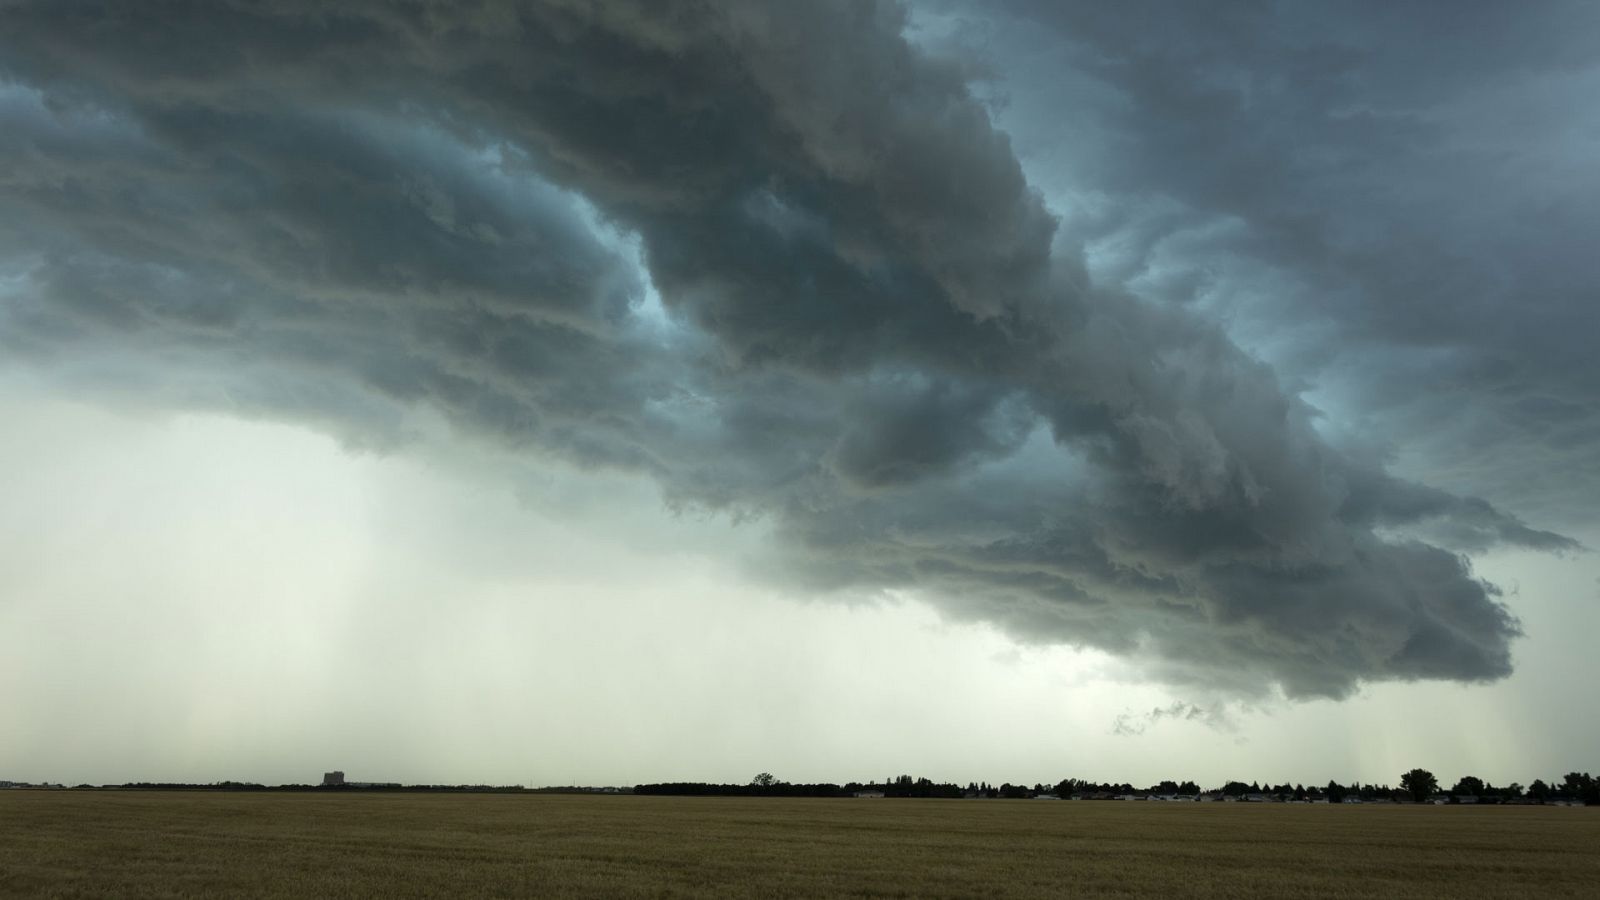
[[55, 782, 535, 793], [633, 770, 1600, 804], [17, 771, 1595, 802]]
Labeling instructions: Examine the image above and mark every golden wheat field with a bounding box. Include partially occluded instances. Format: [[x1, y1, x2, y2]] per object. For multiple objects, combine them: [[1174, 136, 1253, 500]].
[[1, 791, 1596, 899]]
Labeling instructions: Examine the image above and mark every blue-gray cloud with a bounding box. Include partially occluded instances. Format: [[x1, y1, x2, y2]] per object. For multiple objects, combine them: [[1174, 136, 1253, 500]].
[[917, 0, 1600, 528], [0, 0, 1583, 698]]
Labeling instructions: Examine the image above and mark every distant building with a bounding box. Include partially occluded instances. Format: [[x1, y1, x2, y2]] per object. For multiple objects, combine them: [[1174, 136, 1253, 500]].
[[323, 771, 345, 787], [853, 790, 885, 798]]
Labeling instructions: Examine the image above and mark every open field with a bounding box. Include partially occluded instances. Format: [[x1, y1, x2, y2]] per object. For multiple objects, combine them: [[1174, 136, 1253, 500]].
[[1, 792, 1596, 899]]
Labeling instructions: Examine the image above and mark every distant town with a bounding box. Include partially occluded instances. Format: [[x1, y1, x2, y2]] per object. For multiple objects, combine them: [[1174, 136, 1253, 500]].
[[3, 769, 1595, 805]]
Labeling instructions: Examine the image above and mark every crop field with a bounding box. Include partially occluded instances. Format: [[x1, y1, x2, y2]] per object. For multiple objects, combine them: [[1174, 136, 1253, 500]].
[[1, 792, 1596, 899]]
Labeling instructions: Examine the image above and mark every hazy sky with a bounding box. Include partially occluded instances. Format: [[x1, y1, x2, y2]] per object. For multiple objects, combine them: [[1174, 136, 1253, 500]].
[[2, 1, 1597, 790]]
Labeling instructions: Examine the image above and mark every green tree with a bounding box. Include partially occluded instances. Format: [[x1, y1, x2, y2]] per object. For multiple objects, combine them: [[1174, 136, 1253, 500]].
[[1452, 775, 1485, 797], [1563, 772, 1597, 804], [1401, 768, 1438, 803], [750, 773, 776, 789]]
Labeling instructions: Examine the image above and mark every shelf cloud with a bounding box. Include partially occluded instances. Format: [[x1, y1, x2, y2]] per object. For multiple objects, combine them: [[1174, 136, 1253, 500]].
[[0, 1, 1584, 698]]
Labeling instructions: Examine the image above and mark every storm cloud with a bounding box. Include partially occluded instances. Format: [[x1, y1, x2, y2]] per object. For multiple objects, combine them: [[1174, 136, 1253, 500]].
[[919, 0, 1600, 527], [0, 1, 1583, 698]]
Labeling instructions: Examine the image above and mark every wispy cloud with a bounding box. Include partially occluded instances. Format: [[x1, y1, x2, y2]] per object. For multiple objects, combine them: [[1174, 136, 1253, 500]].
[[1112, 702, 1233, 737]]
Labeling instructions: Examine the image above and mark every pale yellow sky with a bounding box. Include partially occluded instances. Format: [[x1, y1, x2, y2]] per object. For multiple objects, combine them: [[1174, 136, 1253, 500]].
[[3, 379, 1594, 789]]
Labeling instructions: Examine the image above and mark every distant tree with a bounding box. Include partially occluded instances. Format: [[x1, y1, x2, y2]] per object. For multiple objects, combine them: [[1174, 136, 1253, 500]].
[[1326, 781, 1347, 804], [1563, 772, 1598, 805], [1561, 772, 1594, 800], [1528, 779, 1551, 801], [1401, 768, 1438, 803], [751, 773, 776, 789]]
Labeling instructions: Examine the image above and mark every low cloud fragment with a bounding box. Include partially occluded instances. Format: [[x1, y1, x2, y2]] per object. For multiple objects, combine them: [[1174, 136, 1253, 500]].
[[1111, 702, 1228, 737], [0, 0, 1580, 698]]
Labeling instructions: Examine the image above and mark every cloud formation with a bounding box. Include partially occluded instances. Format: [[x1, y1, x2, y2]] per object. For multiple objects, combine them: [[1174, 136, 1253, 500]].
[[919, 0, 1600, 527], [0, 0, 1581, 697], [1111, 702, 1226, 738]]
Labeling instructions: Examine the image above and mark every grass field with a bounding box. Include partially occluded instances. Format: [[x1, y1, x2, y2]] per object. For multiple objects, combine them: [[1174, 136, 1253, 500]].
[[1, 792, 1596, 898]]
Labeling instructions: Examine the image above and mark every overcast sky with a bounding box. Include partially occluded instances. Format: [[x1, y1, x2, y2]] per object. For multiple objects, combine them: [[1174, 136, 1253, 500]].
[[2, 1, 1597, 790]]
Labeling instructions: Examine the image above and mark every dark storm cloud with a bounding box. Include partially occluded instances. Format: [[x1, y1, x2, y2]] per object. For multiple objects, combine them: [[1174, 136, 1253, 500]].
[[916, 0, 1600, 527], [0, 0, 1579, 697]]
